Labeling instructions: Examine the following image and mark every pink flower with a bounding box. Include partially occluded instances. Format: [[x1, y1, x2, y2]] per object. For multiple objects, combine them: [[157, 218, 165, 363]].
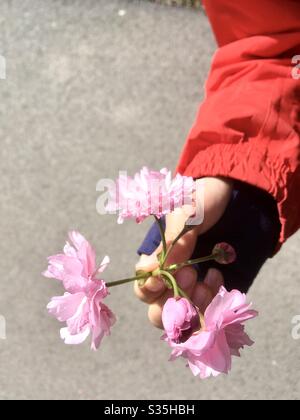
[[162, 298, 199, 343], [163, 286, 258, 379], [43, 231, 116, 350], [106, 167, 195, 223]]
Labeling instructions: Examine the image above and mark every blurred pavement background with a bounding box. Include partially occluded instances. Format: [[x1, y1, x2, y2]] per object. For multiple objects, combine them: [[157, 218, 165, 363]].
[[0, 0, 300, 400]]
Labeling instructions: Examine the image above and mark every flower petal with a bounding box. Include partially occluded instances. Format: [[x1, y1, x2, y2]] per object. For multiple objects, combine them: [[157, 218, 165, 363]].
[[47, 292, 86, 322], [97, 256, 110, 274], [60, 326, 91, 345], [199, 329, 232, 375]]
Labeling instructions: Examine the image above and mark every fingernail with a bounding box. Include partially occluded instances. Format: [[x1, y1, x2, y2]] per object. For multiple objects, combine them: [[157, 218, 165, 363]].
[[136, 253, 159, 273]]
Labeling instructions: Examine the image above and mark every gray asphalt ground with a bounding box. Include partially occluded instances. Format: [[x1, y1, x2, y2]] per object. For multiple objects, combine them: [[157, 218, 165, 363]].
[[0, 0, 300, 400]]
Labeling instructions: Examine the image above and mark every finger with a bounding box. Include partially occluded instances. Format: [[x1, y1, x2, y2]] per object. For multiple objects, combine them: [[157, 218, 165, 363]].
[[175, 266, 198, 295], [134, 250, 167, 303], [147, 266, 198, 328], [147, 289, 173, 329], [203, 268, 224, 297], [134, 210, 198, 305], [191, 282, 213, 314], [134, 225, 197, 302], [134, 275, 166, 304], [135, 252, 160, 273]]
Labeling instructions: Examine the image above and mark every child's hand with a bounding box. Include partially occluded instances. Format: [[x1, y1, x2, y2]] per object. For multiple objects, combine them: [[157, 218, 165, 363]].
[[134, 177, 233, 328]]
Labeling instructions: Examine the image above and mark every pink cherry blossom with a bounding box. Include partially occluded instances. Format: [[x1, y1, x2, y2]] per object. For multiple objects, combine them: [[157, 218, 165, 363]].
[[163, 286, 258, 379], [43, 231, 116, 350], [106, 167, 195, 223], [162, 298, 199, 343]]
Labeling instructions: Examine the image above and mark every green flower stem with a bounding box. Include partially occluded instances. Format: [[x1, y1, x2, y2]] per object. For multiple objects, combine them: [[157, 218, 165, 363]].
[[154, 215, 167, 263], [166, 254, 215, 272], [161, 225, 192, 267], [159, 270, 180, 298], [176, 285, 190, 300], [199, 311, 206, 331], [153, 268, 189, 300], [106, 272, 151, 288]]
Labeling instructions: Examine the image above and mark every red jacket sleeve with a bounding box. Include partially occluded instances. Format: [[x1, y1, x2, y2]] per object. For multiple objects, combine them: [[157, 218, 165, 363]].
[[176, 0, 300, 251]]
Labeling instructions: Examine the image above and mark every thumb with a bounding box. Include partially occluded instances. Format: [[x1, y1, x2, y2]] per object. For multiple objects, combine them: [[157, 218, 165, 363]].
[[135, 252, 160, 273], [135, 250, 166, 295], [135, 250, 165, 293]]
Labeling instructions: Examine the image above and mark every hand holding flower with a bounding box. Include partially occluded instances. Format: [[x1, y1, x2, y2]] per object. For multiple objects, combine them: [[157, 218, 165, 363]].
[[43, 168, 257, 379]]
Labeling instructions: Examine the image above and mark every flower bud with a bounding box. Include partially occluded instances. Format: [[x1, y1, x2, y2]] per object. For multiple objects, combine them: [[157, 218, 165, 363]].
[[213, 242, 236, 264]]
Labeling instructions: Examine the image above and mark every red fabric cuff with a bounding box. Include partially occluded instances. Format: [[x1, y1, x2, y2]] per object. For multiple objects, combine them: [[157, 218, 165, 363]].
[[177, 140, 300, 252]]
